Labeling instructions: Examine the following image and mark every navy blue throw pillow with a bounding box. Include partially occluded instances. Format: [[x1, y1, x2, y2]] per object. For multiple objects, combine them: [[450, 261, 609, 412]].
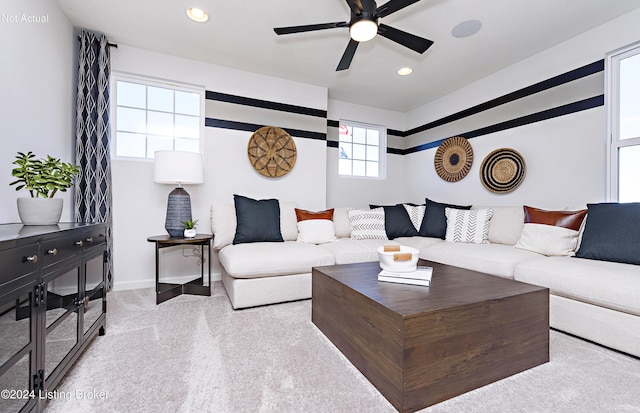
[[370, 204, 419, 239], [232, 194, 284, 244], [574, 202, 640, 265], [419, 198, 471, 239]]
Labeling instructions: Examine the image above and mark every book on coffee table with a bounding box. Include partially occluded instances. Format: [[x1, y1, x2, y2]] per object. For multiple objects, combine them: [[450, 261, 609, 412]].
[[378, 266, 432, 286]]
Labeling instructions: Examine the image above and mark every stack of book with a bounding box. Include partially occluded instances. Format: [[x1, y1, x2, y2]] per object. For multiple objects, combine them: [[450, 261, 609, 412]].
[[378, 266, 433, 287]]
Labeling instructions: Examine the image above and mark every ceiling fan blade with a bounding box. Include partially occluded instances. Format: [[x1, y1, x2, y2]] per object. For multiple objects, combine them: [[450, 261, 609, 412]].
[[274, 21, 348, 35], [336, 39, 359, 71], [376, 0, 421, 18], [345, 0, 364, 15], [377, 23, 433, 53]]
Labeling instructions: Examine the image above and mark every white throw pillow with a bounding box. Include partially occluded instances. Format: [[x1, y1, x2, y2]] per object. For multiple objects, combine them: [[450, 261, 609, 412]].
[[296, 220, 337, 244], [445, 208, 494, 244], [348, 208, 388, 240], [515, 223, 580, 256], [403, 204, 426, 232]]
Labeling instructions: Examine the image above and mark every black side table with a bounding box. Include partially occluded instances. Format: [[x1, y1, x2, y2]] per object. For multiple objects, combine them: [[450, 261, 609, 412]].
[[147, 234, 213, 304]]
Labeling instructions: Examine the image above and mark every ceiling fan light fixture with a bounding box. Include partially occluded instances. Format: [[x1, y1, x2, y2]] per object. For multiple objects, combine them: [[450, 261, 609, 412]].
[[350, 19, 378, 42], [186, 7, 209, 23]]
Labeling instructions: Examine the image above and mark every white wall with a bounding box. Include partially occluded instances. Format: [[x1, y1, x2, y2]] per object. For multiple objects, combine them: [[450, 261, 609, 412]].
[[0, 0, 74, 223], [404, 8, 640, 209], [110, 45, 328, 290]]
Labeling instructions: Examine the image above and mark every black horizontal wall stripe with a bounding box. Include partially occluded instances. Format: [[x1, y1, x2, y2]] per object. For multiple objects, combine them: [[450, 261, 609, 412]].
[[206, 91, 327, 118], [403, 95, 604, 155], [326, 139, 403, 154], [404, 60, 604, 137], [205, 118, 326, 140], [326, 119, 404, 137]]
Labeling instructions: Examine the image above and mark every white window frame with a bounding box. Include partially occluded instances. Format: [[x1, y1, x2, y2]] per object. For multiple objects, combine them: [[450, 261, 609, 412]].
[[338, 119, 387, 179], [110, 72, 205, 161], [606, 40, 640, 201]]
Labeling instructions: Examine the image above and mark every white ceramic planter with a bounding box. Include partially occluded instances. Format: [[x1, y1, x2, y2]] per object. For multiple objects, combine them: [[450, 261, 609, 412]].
[[184, 229, 197, 238], [17, 197, 64, 225]]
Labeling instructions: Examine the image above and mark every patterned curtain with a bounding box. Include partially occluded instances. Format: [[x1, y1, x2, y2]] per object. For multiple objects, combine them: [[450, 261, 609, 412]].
[[74, 31, 113, 290]]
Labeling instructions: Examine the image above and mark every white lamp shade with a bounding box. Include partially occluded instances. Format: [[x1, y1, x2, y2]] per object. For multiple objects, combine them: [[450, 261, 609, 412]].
[[154, 150, 204, 185]]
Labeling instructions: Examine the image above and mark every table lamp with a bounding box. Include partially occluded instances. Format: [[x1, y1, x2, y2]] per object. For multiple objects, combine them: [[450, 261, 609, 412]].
[[154, 150, 204, 237]]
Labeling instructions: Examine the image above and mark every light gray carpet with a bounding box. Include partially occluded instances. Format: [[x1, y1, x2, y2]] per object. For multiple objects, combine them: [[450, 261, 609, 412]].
[[44, 282, 640, 413]]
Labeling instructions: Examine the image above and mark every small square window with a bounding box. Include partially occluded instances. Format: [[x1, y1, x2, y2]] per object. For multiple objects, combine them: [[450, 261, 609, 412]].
[[338, 121, 386, 178], [112, 76, 203, 159]]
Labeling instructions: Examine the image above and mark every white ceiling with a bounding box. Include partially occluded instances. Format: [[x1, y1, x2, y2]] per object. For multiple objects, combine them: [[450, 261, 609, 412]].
[[57, 0, 640, 112]]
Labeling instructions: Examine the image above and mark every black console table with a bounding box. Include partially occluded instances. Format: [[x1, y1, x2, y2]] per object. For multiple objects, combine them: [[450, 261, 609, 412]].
[[147, 234, 212, 304], [0, 222, 107, 413]]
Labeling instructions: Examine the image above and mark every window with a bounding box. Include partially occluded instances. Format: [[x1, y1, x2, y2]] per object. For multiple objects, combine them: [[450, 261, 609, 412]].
[[112, 75, 203, 159], [607, 42, 640, 202], [338, 121, 386, 178]]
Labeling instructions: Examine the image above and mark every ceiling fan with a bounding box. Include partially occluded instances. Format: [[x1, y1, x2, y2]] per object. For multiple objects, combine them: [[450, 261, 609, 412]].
[[273, 0, 434, 71]]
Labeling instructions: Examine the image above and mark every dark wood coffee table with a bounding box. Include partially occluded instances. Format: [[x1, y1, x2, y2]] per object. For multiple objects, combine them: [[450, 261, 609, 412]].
[[312, 260, 549, 413]]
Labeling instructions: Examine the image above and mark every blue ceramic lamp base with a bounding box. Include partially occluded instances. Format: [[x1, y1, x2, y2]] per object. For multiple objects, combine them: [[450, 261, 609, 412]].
[[165, 187, 192, 237]]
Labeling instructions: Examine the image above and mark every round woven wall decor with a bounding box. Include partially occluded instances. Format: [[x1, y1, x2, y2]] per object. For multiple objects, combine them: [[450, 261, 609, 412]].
[[247, 126, 297, 178], [480, 148, 526, 193], [434, 136, 474, 182]]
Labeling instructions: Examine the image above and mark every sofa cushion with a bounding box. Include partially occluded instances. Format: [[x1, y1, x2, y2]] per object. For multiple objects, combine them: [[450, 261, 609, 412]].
[[419, 242, 543, 279], [419, 198, 471, 239], [348, 208, 388, 240], [211, 202, 237, 249], [295, 208, 337, 244], [444, 208, 493, 244], [233, 195, 283, 244], [515, 257, 640, 316], [472, 206, 523, 245], [219, 241, 335, 278], [394, 236, 443, 250], [370, 204, 419, 239], [317, 238, 399, 265], [332, 207, 352, 238], [211, 199, 297, 249], [279, 201, 299, 241], [575, 202, 640, 265]]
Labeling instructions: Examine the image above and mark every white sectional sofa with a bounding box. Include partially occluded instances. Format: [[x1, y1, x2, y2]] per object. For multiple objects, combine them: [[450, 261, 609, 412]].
[[211, 199, 640, 358]]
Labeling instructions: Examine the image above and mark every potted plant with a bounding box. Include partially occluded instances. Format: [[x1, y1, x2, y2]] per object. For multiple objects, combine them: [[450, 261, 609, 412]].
[[10, 151, 80, 225], [181, 219, 198, 238]]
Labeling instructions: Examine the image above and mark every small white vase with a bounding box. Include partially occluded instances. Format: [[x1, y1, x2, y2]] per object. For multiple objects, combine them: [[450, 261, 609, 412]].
[[184, 229, 197, 238], [17, 197, 63, 225]]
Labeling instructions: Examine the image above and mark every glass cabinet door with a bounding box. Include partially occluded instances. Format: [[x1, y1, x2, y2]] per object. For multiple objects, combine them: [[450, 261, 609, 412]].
[[44, 267, 80, 382], [0, 288, 37, 413], [82, 253, 105, 336]]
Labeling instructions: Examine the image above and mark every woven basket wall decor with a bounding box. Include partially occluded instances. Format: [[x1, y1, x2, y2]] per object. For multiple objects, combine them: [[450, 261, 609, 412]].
[[480, 148, 526, 193], [434, 136, 474, 182], [247, 126, 297, 178]]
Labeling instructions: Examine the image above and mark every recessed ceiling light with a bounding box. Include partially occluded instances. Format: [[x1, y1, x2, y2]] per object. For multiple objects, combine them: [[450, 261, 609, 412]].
[[186, 7, 209, 23], [397, 67, 413, 76], [451, 19, 482, 38]]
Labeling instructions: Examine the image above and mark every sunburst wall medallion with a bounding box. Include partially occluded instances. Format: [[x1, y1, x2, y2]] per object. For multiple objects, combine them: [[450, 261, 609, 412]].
[[434, 136, 474, 182], [247, 126, 297, 178]]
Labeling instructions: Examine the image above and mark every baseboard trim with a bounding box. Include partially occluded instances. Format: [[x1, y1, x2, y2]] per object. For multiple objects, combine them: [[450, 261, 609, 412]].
[[112, 272, 222, 291]]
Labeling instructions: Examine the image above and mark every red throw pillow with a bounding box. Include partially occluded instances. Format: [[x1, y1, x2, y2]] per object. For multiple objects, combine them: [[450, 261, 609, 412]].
[[295, 208, 334, 222], [523, 206, 587, 231]]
